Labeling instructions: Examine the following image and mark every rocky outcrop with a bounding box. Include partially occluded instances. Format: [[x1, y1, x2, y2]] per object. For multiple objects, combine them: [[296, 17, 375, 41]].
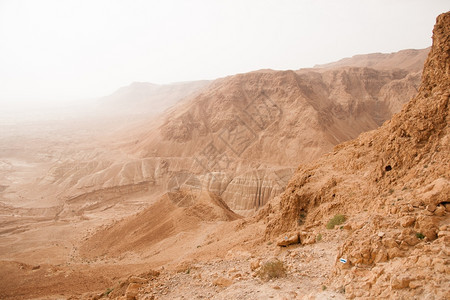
[[43, 156, 293, 215], [221, 168, 294, 212], [263, 11, 449, 299]]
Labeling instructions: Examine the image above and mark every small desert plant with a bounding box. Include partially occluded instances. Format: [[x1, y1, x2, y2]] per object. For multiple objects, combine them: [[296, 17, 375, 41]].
[[257, 259, 286, 281], [316, 233, 322, 242], [416, 232, 425, 240], [322, 285, 327, 291], [326, 214, 346, 229], [103, 288, 113, 296]]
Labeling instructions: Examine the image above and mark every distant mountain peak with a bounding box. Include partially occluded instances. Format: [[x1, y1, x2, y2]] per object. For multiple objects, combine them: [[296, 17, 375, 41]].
[[314, 47, 430, 72]]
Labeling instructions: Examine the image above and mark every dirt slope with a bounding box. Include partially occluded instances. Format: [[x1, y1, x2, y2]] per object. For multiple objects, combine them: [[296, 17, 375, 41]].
[[80, 190, 240, 259]]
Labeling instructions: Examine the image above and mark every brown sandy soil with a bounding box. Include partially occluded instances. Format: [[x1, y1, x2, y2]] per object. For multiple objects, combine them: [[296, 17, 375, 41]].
[[0, 196, 349, 300], [0, 115, 161, 298]]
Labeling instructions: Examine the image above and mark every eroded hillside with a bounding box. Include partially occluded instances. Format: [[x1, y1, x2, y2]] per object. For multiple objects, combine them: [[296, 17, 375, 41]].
[[44, 54, 427, 217]]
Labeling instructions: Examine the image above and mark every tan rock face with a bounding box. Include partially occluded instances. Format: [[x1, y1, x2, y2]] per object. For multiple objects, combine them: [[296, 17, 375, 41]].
[[213, 277, 233, 287], [125, 282, 140, 300], [221, 169, 293, 211], [250, 259, 261, 271], [276, 232, 300, 247], [390, 275, 411, 290]]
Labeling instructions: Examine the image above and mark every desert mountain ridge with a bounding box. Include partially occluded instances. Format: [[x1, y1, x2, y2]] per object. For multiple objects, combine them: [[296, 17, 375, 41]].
[[18, 44, 428, 224], [38, 61, 426, 217], [96, 47, 430, 118], [64, 50, 425, 215], [314, 47, 430, 72], [98, 80, 211, 116], [0, 12, 447, 299]]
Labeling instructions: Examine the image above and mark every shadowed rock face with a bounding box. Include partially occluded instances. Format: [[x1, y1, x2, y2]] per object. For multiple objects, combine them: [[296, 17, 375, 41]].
[[263, 11, 449, 299], [221, 168, 294, 212]]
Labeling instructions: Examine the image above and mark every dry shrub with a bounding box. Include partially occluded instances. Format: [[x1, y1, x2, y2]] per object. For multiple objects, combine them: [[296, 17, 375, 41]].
[[257, 258, 286, 281]]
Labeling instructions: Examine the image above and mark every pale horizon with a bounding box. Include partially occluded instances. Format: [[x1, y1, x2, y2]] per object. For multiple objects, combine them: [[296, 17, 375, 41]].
[[0, 0, 448, 107]]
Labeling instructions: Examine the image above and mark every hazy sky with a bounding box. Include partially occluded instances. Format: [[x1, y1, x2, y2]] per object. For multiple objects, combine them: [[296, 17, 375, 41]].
[[0, 0, 448, 106]]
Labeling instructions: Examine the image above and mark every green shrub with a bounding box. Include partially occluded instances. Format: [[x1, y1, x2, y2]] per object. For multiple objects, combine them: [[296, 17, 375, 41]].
[[326, 214, 346, 229], [316, 233, 322, 242], [103, 288, 113, 296], [416, 232, 425, 240], [257, 259, 286, 281]]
